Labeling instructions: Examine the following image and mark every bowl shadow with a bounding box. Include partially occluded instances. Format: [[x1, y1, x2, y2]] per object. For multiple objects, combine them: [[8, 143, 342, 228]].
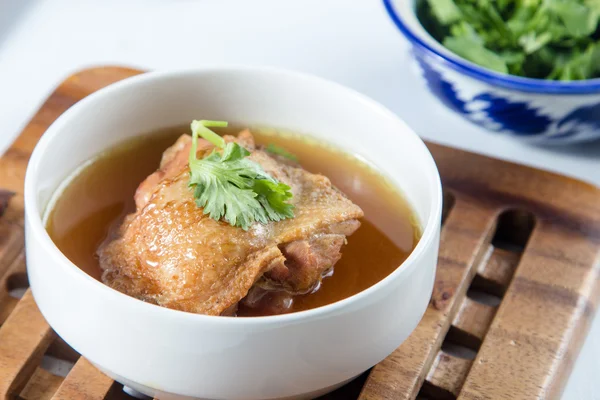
[[529, 138, 600, 161]]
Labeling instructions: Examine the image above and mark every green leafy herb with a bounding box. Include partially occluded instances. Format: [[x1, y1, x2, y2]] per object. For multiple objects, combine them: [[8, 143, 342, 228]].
[[429, 0, 462, 24], [188, 120, 294, 230], [444, 36, 509, 73], [418, 0, 600, 80], [265, 143, 298, 162]]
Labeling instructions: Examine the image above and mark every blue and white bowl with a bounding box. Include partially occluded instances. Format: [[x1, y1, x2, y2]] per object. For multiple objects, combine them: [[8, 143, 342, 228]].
[[384, 0, 600, 144]]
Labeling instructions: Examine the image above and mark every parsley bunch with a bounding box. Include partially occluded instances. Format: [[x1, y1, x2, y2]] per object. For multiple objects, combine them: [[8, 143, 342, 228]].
[[188, 120, 294, 230], [418, 0, 600, 80]]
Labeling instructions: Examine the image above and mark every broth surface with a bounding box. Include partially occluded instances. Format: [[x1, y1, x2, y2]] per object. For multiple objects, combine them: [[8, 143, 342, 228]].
[[47, 126, 420, 316]]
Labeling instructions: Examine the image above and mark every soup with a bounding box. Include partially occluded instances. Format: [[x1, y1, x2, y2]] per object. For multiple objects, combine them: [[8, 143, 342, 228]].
[[46, 126, 420, 316]]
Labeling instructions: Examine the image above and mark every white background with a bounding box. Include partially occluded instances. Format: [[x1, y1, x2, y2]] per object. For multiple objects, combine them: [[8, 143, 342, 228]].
[[0, 0, 597, 398]]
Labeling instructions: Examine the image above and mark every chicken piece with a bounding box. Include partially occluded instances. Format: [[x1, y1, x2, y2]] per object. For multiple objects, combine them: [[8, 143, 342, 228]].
[[134, 131, 255, 209], [133, 134, 192, 209], [98, 131, 363, 315]]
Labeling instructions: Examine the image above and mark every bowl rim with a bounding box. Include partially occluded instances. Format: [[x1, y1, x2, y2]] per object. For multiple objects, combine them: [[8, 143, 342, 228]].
[[383, 0, 600, 94], [25, 66, 442, 327]]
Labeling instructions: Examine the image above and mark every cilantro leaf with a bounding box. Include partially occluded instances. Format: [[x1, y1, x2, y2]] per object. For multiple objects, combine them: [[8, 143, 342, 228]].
[[519, 32, 553, 54], [252, 179, 295, 221], [188, 120, 294, 230], [429, 0, 462, 25], [443, 36, 509, 73], [547, 0, 599, 38]]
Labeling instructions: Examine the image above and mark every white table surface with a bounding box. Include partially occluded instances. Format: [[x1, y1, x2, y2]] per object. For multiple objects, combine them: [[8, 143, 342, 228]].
[[0, 0, 597, 398]]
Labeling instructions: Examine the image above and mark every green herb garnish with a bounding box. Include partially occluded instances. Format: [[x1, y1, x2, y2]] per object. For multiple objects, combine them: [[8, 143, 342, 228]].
[[188, 120, 294, 230], [418, 0, 600, 80], [265, 143, 298, 162]]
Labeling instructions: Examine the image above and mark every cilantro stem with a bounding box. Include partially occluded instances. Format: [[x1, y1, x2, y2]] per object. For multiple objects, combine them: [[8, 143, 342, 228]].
[[189, 120, 229, 164]]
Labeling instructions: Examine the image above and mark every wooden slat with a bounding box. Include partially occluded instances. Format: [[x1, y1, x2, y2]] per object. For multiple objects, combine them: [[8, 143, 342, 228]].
[[52, 358, 114, 400], [0, 218, 23, 280], [0, 290, 54, 397], [0, 252, 27, 325], [458, 225, 600, 400], [45, 337, 81, 364], [0, 192, 24, 325], [477, 246, 520, 291], [426, 352, 473, 397], [452, 297, 497, 343], [20, 368, 64, 400], [359, 198, 497, 400]]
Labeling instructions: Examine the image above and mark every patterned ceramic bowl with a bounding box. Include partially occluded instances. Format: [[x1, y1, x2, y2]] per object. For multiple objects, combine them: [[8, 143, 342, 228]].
[[384, 0, 600, 144]]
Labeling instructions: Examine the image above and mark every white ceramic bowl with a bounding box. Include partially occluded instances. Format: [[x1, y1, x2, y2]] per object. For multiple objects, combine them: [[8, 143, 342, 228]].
[[384, 0, 600, 144], [24, 67, 442, 400]]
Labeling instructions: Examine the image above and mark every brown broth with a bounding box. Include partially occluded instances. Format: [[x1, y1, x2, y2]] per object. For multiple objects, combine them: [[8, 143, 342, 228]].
[[46, 126, 420, 316]]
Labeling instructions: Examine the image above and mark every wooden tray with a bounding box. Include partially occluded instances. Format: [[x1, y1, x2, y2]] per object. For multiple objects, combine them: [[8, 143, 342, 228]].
[[0, 67, 598, 400]]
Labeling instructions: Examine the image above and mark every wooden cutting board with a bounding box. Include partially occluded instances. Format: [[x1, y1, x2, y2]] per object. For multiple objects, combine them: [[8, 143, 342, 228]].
[[0, 67, 597, 400]]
